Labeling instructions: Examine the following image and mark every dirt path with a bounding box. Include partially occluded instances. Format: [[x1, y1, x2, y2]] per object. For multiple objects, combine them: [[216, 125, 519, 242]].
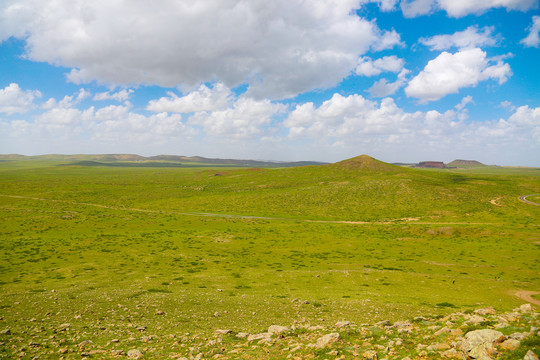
[[514, 290, 540, 306], [0, 193, 501, 226], [519, 194, 540, 206], [489, 197, 502, 206]]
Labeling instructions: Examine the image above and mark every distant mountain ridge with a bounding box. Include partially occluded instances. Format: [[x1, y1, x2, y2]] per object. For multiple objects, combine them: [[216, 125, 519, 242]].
[[0, 154, 326, 168], [447, 159, 486, 168]]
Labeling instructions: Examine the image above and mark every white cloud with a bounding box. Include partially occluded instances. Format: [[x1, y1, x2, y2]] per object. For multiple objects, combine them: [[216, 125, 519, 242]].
[[521, 16, 540, 47], [284, 93, 420, 139], [146, 83, 233, 113], [30, 101, 193, 144], [282, 93, 539, 165], [374, 0, 399, 11], [420, 26, 498, 50], [189, 97, 286, 139], [368, 69, 410, 97], [355, 56, 404, 77], [93, 89, 134, 102], [405, 48, 511, 102], [43, 88, 91, 109], [400, 0, 537, 17], [0, 0, 402, 100], [455, 95, 474, 111], [437, 0, 537, 17], [0, 83, 41, 114]]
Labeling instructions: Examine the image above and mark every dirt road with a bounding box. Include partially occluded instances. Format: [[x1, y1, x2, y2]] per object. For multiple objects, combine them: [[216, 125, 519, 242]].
[[519, 194, 540, 206], [514, 290, 540, 306]]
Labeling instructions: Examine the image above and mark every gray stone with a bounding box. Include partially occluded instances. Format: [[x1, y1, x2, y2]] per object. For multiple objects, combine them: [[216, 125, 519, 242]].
[[247, 333, 271, 342], [500, 339, 520, 350], [127, 349, 143, 359], [524, 350, 539, 360], [315, 333, 340, 348], [335, 320, 350, 328], [268, 325, 290, 334], [459, 329, 505, 360]]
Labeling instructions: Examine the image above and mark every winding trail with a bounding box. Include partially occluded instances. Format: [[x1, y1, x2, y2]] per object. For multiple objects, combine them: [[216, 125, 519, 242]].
[[0, 193, 502, 226], [514, 290, 540, 306], [519, 194, 540, 206]]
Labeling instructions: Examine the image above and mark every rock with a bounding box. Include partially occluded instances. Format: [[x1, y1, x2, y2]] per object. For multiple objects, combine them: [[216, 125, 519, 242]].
[[335, 320, 350, 328], [111, 349, 125, 356], [520, 304, 533, 313], [58, 323, 70, 330], [156, 310, 165, 315], [500, 339, 520, 350], [78, 340, 93, 348], [58, 348, 68, 354], [375, 320, 392, 327], [111, 339, 120, 343], [524, 350, 539, 360], [508, 333, 530, 340], [0, 329, 11, 335], [247, 333, 271, 342], [474, 307, 497, 315], [434, 327, 451, 336], [464, 314, 486, 324], [427, 343, 451, 351], [268, 325, 290, 334], [136, 326, 147, 332], [127, 349, 143, 359], [315, 333, 340, 348], [363, 350, 378, 359], [214, 329, 232, 335], [236, 332, 249, 339], [459, 329, 505, 360], [441, 348, 461, 358]]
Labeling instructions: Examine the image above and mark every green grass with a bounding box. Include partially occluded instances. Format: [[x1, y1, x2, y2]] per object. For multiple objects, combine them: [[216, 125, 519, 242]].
[[0, 156, 538, 357]]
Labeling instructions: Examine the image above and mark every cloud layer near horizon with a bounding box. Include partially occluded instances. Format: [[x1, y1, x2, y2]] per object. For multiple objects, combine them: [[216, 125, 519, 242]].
[[1, 83, 538, 165]]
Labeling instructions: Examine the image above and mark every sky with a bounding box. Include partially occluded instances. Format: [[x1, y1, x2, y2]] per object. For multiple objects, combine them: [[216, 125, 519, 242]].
[[0, 0, 539, 166]]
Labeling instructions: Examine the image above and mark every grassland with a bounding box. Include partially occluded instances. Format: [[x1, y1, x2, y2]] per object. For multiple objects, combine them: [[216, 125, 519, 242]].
[[0, 155, 538, 359]]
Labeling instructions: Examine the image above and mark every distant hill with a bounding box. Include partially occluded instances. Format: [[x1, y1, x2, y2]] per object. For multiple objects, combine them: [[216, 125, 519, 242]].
[[447, 159, 486, 168], [0, 154, 326, 168], [330, 154, 403, 173]]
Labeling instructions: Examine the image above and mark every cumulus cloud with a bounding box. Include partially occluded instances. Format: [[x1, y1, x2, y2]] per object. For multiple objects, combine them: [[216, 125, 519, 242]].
[[189, 97, 286, 139], [368, 69, 410, 97], [401, 0, 537, 17], [405, 48, 511, 102], [419, 26, 498, 50], [0, 83, 41, 114], [0, 0, 402, 100], [43, 88, 91, 109], [146, 83, 233, 113], [400, 0, 437, 17], [355, 56, 404, 76], [521, 16, 540, 47], [30, 101, 192, 143], [284, 93, 421, 139], [282, 93, 539, 165], [93, 89, 134, 102], [374, 0, 399, 11]]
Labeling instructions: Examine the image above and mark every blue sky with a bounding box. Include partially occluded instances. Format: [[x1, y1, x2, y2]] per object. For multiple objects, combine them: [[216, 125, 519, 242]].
[[0, 0, 539, 165]]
